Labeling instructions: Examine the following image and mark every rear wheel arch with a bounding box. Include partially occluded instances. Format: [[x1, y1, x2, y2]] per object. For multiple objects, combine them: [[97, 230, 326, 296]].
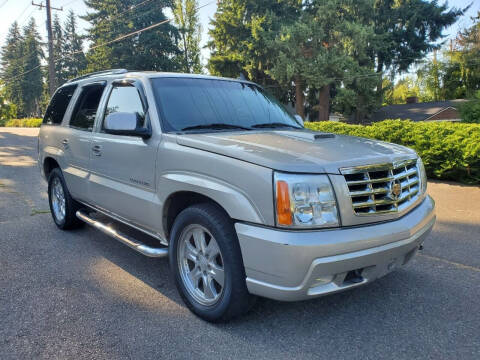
[[43, 157, 60, 179]]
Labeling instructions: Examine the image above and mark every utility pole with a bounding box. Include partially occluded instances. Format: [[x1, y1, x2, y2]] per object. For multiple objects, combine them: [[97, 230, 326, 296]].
[[32, 1, 62, 96]]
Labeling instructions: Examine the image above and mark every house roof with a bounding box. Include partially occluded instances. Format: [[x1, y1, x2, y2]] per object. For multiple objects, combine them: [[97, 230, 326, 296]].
[[371, 99, 467, 122]]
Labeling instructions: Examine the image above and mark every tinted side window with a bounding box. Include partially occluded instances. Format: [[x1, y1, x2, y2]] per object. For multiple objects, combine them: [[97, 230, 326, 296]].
[[103, 86, 145, 129], [70, 84, 106, 131], [43, 85, 78, 125]]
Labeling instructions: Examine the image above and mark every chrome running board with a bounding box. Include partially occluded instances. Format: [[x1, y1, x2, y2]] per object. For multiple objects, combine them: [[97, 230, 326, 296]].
[[76, 210, 168, 258]]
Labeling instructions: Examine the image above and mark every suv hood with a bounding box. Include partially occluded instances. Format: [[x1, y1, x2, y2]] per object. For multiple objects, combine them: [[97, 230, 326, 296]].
[[176, 130, 417, 173]]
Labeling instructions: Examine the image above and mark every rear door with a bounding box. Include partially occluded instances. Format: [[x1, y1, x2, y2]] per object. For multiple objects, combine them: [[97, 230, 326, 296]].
[[40, 84, 78, 177], [62, 82, 107, 201], [88, 80, 160, 231]]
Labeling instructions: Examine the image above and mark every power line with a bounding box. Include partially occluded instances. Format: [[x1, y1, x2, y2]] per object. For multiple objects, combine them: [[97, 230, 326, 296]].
[[15, 3, 32, 23], [2, 1, 217, 83], [87, 18, 171, 53], [95, 0, 156, 26], [84, 0, 158, 37], [63, 0, 81, 7], [4, 5, 150, 74], [20, 7, 41, 26], [32, 0, 64, 94]]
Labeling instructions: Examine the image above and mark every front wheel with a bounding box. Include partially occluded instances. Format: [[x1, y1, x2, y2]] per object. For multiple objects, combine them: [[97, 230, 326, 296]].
[[169, 203, 255, 322]]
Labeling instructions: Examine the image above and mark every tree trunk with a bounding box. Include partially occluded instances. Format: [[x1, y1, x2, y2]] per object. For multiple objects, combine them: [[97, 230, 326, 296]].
[[182, 32, 189, 73], [318, 84, 330, 121], [376, 61, 383, 106], [294, 75, 305, 119]]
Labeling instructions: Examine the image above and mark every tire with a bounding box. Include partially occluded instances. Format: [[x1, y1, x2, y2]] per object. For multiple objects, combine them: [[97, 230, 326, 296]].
[[169, 203, 255, 322], [47, 167, 84, 230]]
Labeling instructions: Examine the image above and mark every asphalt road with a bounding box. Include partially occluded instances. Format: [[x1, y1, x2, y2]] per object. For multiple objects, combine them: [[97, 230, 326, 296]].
[[1, 128, 479, 360]]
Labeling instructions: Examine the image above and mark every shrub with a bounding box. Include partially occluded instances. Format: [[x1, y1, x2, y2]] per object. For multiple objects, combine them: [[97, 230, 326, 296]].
[[3, 118, 43, 127], [0, 88, 17, 125], [459, 91, 480, 123], [305, 119, 480, 184]]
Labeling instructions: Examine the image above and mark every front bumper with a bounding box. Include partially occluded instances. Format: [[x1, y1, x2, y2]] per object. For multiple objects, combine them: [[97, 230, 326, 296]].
[[235, 195, 436, 301]]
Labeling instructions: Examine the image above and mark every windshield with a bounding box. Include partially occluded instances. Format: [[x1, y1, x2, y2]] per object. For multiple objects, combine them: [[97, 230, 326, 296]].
[[150, 77, 302, 132]]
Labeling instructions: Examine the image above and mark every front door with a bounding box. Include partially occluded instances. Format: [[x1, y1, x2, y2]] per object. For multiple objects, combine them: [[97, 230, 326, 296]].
[[89, 81, 160, 232]]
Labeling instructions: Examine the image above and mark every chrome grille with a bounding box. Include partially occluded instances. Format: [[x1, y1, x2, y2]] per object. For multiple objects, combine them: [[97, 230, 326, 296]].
[[341, 159, 420, 215]]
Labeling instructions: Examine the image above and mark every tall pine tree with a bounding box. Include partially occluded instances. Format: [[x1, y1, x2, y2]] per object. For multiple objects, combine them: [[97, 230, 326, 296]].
[[53, 14, 67, 85], [83, 0, 180, 72], [208, 0, 301, 103], [21, 18, 44, 117], [63, 10, 87, 81], [1, 22, 25, 116], [173, 0, 202, 73]]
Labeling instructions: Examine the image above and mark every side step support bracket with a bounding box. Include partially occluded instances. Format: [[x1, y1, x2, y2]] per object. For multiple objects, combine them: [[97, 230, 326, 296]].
[[76, 210, 168, 258]]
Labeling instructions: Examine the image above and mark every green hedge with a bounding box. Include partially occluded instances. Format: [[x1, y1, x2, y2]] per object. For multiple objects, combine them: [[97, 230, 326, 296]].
[[305, 119, 480, 184], [459, 93, 480, 123], [2, 118, 43, 127]]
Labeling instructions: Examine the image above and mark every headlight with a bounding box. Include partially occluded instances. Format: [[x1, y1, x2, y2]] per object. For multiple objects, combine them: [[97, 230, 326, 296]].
[[274, 172, 339, 228], [417, 157, 427, 193]]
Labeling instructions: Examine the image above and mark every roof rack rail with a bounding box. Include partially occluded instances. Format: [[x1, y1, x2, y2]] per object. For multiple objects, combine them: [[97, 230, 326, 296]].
[[67, 69, 128, 83]]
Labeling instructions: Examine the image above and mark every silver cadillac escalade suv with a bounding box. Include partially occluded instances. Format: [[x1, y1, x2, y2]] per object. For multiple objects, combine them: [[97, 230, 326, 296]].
[[38, 69, 436, 322]]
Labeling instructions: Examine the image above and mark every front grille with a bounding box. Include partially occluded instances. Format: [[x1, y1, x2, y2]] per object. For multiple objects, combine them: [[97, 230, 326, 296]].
[[341, 159, 420, 215]]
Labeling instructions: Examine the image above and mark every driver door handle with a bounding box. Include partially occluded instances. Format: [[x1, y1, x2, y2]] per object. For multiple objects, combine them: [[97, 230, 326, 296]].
[[92, 144, 102, 156]]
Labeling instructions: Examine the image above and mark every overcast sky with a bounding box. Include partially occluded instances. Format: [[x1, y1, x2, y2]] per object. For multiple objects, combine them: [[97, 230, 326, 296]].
[[0, 0, 478, 71]]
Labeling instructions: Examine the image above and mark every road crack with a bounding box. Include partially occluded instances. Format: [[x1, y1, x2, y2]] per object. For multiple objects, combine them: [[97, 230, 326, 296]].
[[418, 253, 480, 273]]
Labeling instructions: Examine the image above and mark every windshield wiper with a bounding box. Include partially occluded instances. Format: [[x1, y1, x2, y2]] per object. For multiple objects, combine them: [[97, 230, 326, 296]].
[[251, 122, 301, 129], [181, 123, 252, 132]]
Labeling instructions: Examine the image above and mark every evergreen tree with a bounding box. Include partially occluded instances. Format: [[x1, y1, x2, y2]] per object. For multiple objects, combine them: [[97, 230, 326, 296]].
[[371, 0, 464, 104], [208, 0, 247, 78], [63, 10, 87, 80], [413, 13, 480, 102], [83, 0, 180, 72], [21, 18, 44, 117], [266, 0, 377, 121], [1, 22, 25, 116], [208, 0, 300, 103], [173, 0, 202, 73], [53, 14, 67, 85], [455, 11, 480, 96], [208, 0, 464, 121]]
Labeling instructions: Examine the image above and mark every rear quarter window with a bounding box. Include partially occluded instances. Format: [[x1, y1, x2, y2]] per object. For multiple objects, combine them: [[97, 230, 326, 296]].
[[43, 84, 78, 125]]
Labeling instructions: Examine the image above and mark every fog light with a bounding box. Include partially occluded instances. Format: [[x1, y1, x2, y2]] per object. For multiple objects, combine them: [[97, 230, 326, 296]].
[[310, 275, 333, 288]]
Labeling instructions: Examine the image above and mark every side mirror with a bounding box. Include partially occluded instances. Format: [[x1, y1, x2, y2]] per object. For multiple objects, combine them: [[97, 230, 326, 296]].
[[104, 112, 151, 139], [295, 114, 304, 127]]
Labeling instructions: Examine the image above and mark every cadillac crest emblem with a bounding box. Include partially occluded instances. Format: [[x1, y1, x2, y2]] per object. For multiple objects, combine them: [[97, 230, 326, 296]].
[[391, 181, 402, 200]]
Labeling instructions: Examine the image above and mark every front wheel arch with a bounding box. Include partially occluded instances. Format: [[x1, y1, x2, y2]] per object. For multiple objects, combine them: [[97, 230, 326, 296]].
[[163, 191, 231, 241]]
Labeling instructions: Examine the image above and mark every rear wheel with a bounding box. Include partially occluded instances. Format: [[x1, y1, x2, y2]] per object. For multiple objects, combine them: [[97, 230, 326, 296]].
[[169, 203, 255, 322], [47, 168, 84, 230]]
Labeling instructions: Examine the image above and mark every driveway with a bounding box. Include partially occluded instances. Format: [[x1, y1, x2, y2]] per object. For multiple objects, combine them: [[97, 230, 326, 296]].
[[1, 128, 479, 359]]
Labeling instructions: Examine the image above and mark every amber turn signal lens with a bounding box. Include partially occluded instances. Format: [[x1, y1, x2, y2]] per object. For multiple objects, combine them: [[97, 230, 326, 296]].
[[276, 180, 292, 225]]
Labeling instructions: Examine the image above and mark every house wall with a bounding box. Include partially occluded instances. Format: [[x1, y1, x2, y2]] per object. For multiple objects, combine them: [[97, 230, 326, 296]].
[[425, 107, 461, 121]]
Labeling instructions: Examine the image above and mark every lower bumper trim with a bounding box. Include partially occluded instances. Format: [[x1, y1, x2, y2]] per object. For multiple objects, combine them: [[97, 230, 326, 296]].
[[243, 211, 435, 301]]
